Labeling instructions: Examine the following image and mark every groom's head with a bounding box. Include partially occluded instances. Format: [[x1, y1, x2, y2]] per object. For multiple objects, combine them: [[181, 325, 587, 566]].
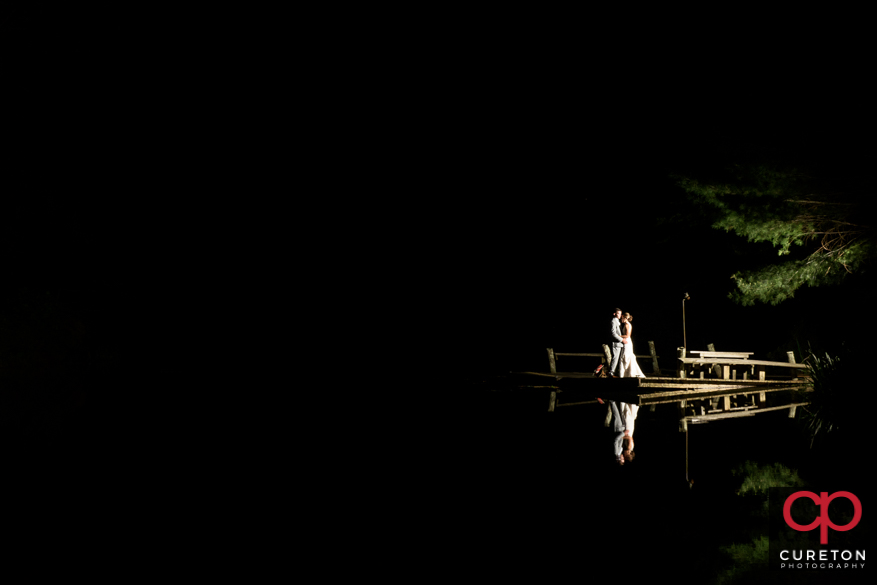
[[613, 308, 622, 320], [622, 436, 635, 462]]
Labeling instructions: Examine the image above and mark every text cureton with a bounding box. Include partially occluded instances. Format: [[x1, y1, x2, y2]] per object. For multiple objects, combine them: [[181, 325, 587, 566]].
[[780, 550, 865, 561]]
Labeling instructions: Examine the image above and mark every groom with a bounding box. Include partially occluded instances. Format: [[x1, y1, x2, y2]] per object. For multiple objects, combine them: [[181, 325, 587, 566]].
[[609, 400, 628, 465], [609, 308, 629, 377]]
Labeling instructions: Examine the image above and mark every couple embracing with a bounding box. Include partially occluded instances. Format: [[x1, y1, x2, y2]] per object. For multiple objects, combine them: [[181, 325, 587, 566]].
[[609, 308, 645, 379]]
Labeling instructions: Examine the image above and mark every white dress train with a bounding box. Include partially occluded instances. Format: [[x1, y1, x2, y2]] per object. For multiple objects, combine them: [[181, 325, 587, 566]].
[[619, 340, 645, 379]]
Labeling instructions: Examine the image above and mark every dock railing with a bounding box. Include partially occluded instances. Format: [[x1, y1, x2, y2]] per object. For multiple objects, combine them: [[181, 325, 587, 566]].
[[546, 342, 661, 375]]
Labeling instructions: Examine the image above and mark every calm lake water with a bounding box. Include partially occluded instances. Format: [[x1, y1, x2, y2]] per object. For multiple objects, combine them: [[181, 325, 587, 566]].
[[422, 386, 861, 581]]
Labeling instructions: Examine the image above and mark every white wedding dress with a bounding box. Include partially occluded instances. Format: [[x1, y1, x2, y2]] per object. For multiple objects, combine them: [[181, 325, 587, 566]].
[[619, 340, 646, 379]]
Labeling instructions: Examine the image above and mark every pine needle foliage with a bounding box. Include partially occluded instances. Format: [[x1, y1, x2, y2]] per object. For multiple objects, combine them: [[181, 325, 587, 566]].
[[732, 461, 806, 497], [674, 165, 875, 305]]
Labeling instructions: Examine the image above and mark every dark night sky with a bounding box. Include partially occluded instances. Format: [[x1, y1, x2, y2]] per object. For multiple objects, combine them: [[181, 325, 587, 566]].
[[6, 8, 874, 394], [0, 6, 198, 464]]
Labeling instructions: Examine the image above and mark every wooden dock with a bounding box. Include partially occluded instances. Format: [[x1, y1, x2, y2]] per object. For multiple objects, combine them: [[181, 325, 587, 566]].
[[507, 342, 810, 431], [509, 371, 809, 431], [505, 343, 811, 431]]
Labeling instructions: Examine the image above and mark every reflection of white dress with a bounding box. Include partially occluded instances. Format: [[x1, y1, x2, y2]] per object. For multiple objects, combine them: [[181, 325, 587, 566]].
[[619, 339, 646, 379], [620, 403, 639, 437], [618, 330, 643, 437]]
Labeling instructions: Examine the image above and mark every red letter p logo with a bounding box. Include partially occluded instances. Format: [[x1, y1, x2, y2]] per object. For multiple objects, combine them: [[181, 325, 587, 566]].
[[783, 491, 862, 544]]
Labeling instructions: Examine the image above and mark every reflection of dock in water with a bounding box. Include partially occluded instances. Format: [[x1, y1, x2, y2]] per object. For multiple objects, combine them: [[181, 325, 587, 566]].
[[509, 344, 810, 431]]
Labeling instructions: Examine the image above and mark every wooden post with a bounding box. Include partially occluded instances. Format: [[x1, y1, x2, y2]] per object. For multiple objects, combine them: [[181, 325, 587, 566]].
[[677, 347, 686, 378], [678, 400, 687, 432], [548, 391, 556, 412], [787, 351, 798, 380], [547, 348, 556, 374], [788, 405, 797, 418], [707, 343, 720, 378], [649, 341, 660, 375], [758, 368, 766, 381], [722, 365, 730, 380], [723, 396, 731, 411]]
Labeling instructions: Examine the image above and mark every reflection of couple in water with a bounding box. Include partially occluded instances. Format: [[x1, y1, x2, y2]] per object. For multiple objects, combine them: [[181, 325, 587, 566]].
[[605, 307, 645, 465], [595, 397, 637, 465], [610, 400, 637, 465]]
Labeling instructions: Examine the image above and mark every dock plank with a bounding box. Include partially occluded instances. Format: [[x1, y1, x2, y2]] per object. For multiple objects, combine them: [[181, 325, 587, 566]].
[[677, 358, 807, 369]]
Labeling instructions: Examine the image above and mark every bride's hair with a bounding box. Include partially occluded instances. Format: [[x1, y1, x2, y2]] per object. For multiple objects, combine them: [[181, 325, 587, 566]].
[[623, 312, 633, 322]]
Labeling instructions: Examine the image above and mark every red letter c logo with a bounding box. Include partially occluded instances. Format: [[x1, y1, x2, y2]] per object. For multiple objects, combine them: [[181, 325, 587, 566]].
[[783, 491, 862, 544]]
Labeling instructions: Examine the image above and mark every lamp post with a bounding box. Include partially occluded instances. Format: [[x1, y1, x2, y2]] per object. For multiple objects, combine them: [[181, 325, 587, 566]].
[[683, 291, 695, 489], [682, 292, 690, 355]]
